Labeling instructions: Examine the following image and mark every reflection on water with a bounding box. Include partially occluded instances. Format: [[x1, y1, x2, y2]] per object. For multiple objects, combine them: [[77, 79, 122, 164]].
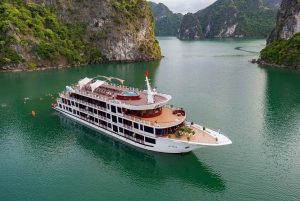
[[260, 65, 300, 143], [258, 65, 300, 189], [58, 114, 227, 192]]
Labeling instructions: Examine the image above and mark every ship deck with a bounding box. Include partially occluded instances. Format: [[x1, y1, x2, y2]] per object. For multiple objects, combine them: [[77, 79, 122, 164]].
[[123, 107, 186, 127], [147, 107, 185, 124], [77, 84, 168, 107], [163, 125, 218, 144]]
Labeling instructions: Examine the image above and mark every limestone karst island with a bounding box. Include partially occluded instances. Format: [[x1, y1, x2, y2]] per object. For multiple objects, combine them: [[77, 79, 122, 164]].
[[0, 0, 161, 71]]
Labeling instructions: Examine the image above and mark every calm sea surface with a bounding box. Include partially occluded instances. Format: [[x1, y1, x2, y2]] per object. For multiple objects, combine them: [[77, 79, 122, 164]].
[[1, 37, 300, 200]]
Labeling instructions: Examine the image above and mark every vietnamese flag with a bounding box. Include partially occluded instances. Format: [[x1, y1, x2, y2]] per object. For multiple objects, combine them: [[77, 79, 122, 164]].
[[145, 71, 149, 77]]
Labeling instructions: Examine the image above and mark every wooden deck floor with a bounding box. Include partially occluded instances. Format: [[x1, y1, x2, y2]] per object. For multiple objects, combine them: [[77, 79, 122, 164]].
[[144, 107, 185, 124], [78, 85, 167, 107], [164, 125, 217, 144]]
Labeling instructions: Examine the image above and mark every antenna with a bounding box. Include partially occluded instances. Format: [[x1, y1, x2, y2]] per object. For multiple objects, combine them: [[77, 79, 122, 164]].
[[145, 71, 157, 104]]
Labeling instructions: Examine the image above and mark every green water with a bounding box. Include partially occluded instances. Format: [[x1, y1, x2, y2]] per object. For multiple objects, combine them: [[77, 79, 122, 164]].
[[1, 37, 300, 200]]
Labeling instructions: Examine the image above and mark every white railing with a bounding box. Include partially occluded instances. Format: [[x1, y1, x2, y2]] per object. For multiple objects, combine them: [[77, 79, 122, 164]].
[[60, 93, 186, 128], [122, 113, 185, 128]]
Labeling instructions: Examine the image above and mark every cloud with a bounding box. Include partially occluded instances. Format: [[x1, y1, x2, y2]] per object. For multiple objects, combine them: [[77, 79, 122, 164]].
[[149, 0, 216, 14]]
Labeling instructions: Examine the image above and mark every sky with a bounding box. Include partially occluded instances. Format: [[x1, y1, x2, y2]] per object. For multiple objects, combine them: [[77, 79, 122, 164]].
[[149, 0, 217, 14]]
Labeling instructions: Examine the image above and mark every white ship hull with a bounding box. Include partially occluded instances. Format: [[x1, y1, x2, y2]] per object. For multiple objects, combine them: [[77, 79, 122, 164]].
[[54, 107, 226, 153]]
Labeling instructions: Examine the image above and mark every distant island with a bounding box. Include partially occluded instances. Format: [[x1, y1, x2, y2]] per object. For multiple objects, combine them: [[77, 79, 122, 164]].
[[257, 0, 300, 68], [149, 0, 281, 39], [147, 1, 183, 36], [0, 0, 161, 71], [178, 0, 281, 39]]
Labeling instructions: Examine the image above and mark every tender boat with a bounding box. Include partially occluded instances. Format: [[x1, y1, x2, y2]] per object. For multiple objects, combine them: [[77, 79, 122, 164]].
[[53, 72, 232, 153]]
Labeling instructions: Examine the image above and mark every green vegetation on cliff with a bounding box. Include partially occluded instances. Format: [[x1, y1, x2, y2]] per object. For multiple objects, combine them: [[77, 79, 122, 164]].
[[258, 0, 300, 67], [260, 33, 300, 66], [177, 0, 280, 39], [262, 0, 281, 8], [148, 1, 183, 36], [0, 0, 161, 70], [197, 0, 278, 38], [177, 13, 202, 39], [0, 1, 88, 67]]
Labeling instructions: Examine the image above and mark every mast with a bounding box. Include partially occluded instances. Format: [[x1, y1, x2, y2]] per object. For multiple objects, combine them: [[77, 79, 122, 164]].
[[145, 71, 156, 104]]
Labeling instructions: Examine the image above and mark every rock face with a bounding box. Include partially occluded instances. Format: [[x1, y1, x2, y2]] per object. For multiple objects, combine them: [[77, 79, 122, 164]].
[[177, 0, 280, 39], [267, 0, 300, 44], [0, 0, 161, 70], [259, 0, 300, 68], [262, 0, 281, 8], [177, 13, 203, 39], [148, 1, 183, 36]]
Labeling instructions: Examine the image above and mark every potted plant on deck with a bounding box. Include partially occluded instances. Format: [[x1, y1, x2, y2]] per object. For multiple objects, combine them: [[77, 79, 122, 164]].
[[192, 130, 195, 137]]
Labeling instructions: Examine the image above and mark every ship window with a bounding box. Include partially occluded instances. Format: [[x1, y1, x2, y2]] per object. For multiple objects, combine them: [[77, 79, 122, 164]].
[[118, 117, 122, 123], [119, 127, 123, 133], [73, 110, 76, 114], [59, 104, 62, 108], [145, 137, 156, 144], [134, 123, 138, 129], [107, 114, 111, 119], [113, 125, 118, 132], [77, 111, 79, 115], [107, 104, 110, 110], [156, 128, 167, 135], [108, 123, 111, 128], [63, 105, 65, 109], [144, 126, 154, 134], [94, 109, 97, 114], [75, 103, 78, 107], [112, 115, 117, 123], [140, 125, 143, 131], [117, 107, 122, 113], [95, 118, 98, 123], [69, 107, 72, 112], [71, 101, 74, 106], [111, 105, 116, 113], [62, 98, 65, 103]]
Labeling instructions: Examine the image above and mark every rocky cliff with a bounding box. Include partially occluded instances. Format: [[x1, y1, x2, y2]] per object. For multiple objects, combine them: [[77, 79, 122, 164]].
[[177, 0, 280, 39], [0, 0, 161, 71], [177, 13, 203, 39], [262, 0, 281, 8], [259, 0, 300, 68], [267, 0, 300, 44], [148, 1, 183, 36]]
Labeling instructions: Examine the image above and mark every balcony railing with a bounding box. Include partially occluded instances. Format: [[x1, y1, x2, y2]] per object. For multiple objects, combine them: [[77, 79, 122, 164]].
[[59, 94, 185, 128]]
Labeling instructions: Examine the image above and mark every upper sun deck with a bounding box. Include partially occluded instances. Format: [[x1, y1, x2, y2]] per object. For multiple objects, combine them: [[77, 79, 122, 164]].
[[73, 80, 171, 110]]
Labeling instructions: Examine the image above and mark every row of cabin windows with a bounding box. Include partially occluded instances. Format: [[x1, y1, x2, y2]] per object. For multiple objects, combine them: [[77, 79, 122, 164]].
[[111, 105, 122, 114], [61, 104, 72, 113], [59, 102, 156, 144], [60, 99, 167, 135], [63, 98, 127, 118]]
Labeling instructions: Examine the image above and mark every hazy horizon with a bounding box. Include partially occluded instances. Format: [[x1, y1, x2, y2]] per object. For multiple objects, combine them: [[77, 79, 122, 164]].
[[149, 0, 217, 14]]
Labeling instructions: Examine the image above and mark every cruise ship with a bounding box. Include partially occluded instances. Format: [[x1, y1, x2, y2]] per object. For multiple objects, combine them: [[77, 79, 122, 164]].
[[53, 72, 232, 153]]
